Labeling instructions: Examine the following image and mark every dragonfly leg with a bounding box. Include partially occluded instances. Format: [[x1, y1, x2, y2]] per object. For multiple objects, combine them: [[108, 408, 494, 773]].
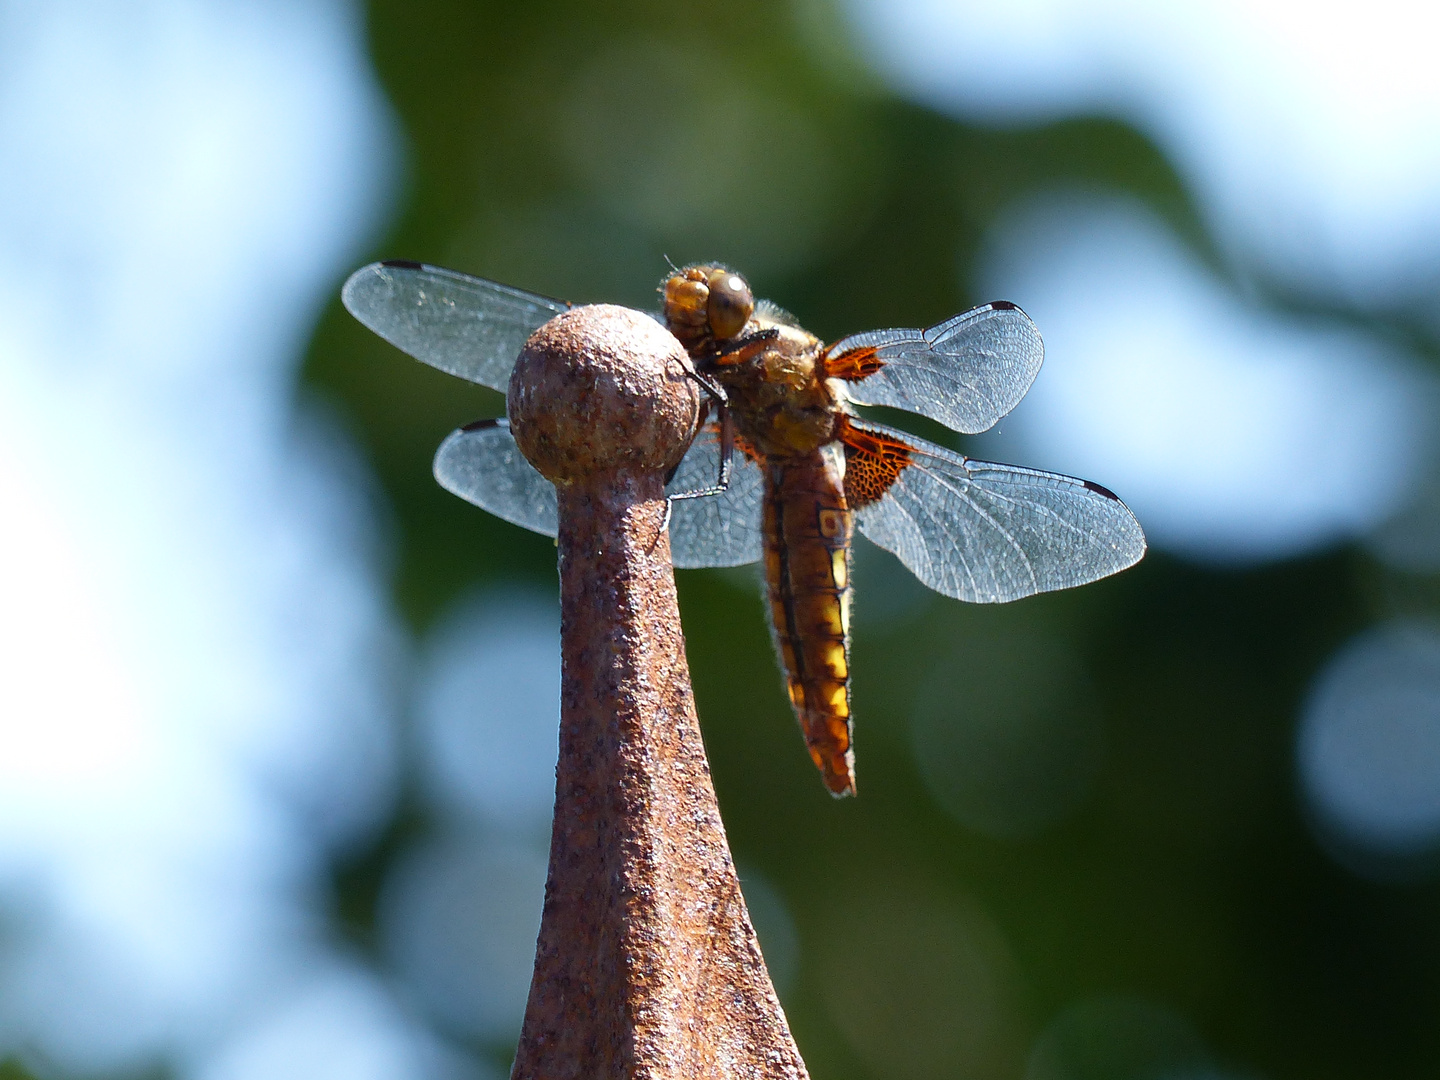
[[667, 404, 734, 502], [680, 358, 728, 407], [711, 327, 780, 367], [648, 497, 674, 555]]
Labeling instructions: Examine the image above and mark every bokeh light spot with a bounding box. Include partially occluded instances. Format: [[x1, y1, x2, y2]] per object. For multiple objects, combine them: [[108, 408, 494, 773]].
[[846, 0, 1440, 305], [380, 833, 547, 1046], [1299, 620, 1440, 867], [735, 868, 800, 997], [553, 37, 849, 274], [912, 625, 1103, 838], [818, 883, 1021, 1080], [1024, 995, 1210, 1080], [976, 192, 1433, 563], [415, 590, 561, 835], [195, 965, 472, 1080]]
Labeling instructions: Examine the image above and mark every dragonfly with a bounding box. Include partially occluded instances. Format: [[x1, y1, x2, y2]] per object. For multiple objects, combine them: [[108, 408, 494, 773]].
[[342, 260, 1145, 797]]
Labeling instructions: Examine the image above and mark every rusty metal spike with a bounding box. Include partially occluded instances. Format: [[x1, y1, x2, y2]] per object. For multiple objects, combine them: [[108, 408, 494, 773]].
[[505, 304, 808, 1080]]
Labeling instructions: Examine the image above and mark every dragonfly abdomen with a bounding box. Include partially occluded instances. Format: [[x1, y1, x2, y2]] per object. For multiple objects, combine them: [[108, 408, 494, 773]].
[[762, 448, 856, 797]]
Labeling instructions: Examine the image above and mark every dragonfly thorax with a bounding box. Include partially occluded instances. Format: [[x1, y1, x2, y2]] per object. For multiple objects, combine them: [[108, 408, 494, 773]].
[[704, 320, 842, 459]]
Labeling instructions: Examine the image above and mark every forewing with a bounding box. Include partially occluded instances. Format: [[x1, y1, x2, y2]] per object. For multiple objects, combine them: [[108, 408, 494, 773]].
[[433, 419, 558, 537], [342, 261, 570, 392], [827, 301, 1043, 434], [844, 419, 1144, 603], [665, 421, 765, 568]]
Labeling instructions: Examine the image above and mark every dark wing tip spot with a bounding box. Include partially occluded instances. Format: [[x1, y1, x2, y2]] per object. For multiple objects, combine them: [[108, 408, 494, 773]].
[[381, 258, 425, 270], [989, 299, 1018, 311], [1082, 479, 1121, 501], [461, 417, 503, 432]]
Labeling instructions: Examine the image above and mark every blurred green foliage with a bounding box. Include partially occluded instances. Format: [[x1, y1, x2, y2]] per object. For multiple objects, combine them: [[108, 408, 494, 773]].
[[304, 1, 1440, 1077]]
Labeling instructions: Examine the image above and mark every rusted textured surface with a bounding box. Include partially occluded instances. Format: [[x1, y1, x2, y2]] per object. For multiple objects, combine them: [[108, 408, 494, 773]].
[[507, 304, 809, 1080], [508, 304, 699, 481]]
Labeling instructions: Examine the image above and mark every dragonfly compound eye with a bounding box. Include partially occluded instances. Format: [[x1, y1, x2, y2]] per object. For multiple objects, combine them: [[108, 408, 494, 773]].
[[706, 268, 754, 340]]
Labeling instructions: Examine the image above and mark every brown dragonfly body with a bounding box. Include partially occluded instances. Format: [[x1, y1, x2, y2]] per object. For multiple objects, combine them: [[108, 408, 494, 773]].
[[343, 258, 1147, 800], [664, 265, 897, 795], [759, 452, 856, 793]]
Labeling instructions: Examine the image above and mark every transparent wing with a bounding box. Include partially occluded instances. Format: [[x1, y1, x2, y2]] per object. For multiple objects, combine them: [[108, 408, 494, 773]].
[[342, 261, 570, 392], [827, 301, 1043, 434], [664, 421, 765, 568], [433, 419, 558, 536], [431, 416, 765, 566], [848, 420, 1145, 603]]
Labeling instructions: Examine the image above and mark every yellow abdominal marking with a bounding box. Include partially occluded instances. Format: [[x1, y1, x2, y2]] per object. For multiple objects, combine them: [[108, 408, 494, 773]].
[[831, 549, 847, 589], [823, 641, 848, 681]]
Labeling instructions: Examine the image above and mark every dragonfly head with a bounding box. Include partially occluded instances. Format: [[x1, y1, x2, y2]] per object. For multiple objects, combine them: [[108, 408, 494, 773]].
[[661, 264, 755, 350]]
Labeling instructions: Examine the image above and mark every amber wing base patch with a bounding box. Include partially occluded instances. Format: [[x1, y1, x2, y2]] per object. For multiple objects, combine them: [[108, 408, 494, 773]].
[[837, 414, 912, 509], [823, 343, 884, 380]]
